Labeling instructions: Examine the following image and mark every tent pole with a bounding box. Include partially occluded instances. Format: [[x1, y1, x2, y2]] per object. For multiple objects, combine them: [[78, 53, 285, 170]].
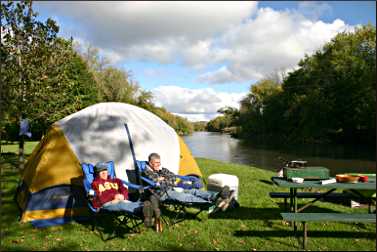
[[124, 123, 141, 186]]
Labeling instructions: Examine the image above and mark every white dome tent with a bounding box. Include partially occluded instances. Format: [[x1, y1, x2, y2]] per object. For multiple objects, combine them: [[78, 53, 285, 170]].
[[16, 102, 201, 227]]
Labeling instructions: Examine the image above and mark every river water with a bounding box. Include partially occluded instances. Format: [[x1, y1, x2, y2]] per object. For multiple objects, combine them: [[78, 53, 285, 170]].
[[183, 131, 376, 176]]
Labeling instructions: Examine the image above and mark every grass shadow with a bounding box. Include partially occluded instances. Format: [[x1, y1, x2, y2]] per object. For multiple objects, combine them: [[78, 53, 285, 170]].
[[234, 230, 376, 239], [259, 179, 274, 185], [209, 205, 343, 220], [76, 212, 144, 241]]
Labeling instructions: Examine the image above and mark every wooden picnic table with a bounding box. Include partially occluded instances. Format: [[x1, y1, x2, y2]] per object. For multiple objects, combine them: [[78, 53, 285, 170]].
[[270, 176, 376, 249], [271, 176, 376, 213]]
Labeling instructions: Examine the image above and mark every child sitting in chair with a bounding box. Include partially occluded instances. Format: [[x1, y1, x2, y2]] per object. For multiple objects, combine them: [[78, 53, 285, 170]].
[[91, 162, 161, 231]]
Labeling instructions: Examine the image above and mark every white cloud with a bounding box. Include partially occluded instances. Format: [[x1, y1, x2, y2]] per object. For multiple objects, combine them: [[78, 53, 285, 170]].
[[198, 66, 247, 84], [198, 8, 354, 84], [35, 2, 355, 84], [152, 85, 246, 121], [35, 1, 257, 51]]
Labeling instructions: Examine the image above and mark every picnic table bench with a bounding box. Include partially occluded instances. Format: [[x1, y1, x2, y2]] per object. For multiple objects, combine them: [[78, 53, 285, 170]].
[[281, 212, 376, 249], [270, 191, 375, 212]]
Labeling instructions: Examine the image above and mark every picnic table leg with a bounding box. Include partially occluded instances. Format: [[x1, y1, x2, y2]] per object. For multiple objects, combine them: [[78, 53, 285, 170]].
[[303, 221, 307, 250], [289, 188, 294, 212], [289, 188, 295, 231], [294, 188, 297, 212], [297, 189, 336, 213], [293, 188, 298, 233]]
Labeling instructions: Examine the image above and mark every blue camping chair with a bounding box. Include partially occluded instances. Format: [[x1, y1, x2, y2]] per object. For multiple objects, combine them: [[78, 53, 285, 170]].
[[81, 161, 149, 240], [135, 160, 204, 190], [134, 160, 213, 225]]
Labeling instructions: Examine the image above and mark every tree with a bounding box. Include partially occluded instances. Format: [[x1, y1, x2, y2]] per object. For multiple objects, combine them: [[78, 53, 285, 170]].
[[1, 0, 60, 169], [282, 25, 376, 143], [236, 25, 375, 145], [238, 78, 283, 139], [150, 106, 193, 135], [192, 121, 207, 131], [95, 67, 137, 103], [1, 0, 98, 169]]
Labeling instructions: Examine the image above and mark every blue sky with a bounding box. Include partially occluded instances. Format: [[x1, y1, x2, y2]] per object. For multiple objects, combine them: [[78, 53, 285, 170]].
[[34, 1, 376, 121]]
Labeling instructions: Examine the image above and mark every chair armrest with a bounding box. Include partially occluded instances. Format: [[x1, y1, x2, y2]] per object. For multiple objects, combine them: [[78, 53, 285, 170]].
[[121, 179, 152, 190], [140, 176, 158, 187]]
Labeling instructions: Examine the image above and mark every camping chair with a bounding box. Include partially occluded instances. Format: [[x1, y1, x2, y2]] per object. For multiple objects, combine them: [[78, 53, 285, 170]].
[[81, 161, 148, 240], [134, 160, 213, 225]]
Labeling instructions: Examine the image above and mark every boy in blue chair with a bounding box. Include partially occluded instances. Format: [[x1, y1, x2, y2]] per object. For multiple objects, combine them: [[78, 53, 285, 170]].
[[91, 162, 159, 230]]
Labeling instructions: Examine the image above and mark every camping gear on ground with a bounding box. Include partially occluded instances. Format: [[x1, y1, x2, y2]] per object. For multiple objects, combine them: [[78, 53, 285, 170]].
[[285, 160, 307, 168], [277, 160, 308, 177], [15, 102, 202, 227], [207, 173, 239, 201], [283, 166, 330, 180]]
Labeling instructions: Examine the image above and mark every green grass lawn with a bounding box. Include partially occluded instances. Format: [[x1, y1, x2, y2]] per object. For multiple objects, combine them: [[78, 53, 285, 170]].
[[1, 141, 39, 155], [0, 144, 375, 251]]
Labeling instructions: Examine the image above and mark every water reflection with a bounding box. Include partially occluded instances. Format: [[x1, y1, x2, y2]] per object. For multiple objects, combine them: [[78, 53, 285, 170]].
[[183, 132, 376, 175]]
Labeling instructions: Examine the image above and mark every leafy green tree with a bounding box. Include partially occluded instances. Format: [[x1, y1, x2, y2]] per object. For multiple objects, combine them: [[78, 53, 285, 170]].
[[236, 25, 375, 145], [95, 67, 139, 103], [150, 106, 193, 135], [1, 0, 98, 169], [136, 89, 154, 109], [282, 25, 376, 143], [76, 43, 155, 109], [1, 0, 60, 169], [206, 107, 240, 133], [75, 43, 194, 135], [193, 121, 207, 131], [238, 78, 283, 139], [217, 106, 240, 125]]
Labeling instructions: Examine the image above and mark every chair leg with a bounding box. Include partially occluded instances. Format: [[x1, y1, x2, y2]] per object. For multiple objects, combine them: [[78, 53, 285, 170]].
[[368, 202, 372, 213], [303, 221, 307, 250], [91, 215, 96, 232]]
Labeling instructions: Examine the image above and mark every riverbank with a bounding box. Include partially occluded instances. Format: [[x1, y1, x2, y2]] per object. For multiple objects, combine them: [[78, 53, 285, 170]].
[[0, 151, 375, 250]]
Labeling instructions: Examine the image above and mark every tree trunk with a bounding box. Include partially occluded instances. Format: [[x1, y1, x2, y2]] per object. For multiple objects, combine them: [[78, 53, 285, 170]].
[[18, 134, 24, 171]]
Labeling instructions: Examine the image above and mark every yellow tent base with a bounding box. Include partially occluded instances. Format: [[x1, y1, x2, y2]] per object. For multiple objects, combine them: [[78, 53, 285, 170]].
[[21, 207, 89, 222]]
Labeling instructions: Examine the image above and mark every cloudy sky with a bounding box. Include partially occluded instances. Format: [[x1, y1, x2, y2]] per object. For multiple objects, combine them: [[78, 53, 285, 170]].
[[34, 1, 376, 121]]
